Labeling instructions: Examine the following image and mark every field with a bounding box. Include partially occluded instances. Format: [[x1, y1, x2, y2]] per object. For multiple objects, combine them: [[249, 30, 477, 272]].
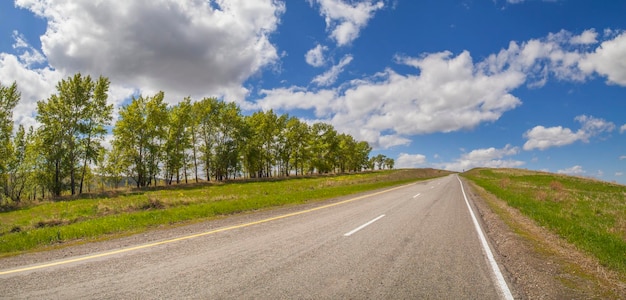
[[463, 168, 626, 276], [0, 169, 452, 256]]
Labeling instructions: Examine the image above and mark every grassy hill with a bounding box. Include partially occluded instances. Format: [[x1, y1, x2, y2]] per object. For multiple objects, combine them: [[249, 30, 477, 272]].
[[463, 168, 626, 277], [0, 169, 452, 256]]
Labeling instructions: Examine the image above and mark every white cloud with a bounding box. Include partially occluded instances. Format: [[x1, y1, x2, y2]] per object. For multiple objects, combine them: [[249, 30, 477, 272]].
[[0, 52, 61, 129], [305, 44, 328, 67], [13, 0, 285, 104], [523, 126, 583, 151], [396, 153, 427, 168], [308, 0, 385, 46], [481, 30, 591, 85], [620, 156, 626, 160], [570, 29, 598, 45], [312, 55, 353, 86], [523, 115, 615, 151], [440, 144, 524, 172], [620, 124, 626, 134], [616, 172, 624, 177], [257, 29, 626, 149], [579, 32, 626, 86], [575, 115, 615, 134], [256, 87, 340, 118], [11, 31, 46, 67], [260, 49, 525, 148], [558, 165, 585, 175]]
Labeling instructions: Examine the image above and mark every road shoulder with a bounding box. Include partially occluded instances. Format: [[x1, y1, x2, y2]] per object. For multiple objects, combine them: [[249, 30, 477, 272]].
[[464, 179, 626, 299]]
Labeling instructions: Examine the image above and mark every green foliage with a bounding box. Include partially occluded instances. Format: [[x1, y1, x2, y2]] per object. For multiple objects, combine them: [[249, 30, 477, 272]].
[[112, 92, 167, 188], [164, 97, 193, 184], [0, 81, 20, 202], [464, 168, 626, 275], [3, 73, 375, 204], [36, 74, 112, 196]]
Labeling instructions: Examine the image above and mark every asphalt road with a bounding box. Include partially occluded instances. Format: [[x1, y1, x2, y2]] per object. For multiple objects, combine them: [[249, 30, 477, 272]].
[[0, 175, 513, 299]]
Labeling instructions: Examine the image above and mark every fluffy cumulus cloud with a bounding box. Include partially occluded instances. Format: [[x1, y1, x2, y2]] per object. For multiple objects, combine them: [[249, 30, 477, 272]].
[[570, 29, 598, 45], [579, 31, 626, 86], [258, 28, 626, 149], [523, 115, 615, 151], [523, 126, 583, 151], [396, 153, 427, 169], [305, 44, 328, 67], [440, 144, 524, 172], [308, 0, 385, 46], [479, 29, 604, 87], [260, 49, 525, 148], [0, 35, 62, 128], [256, 87, 340, 118], [11, 0, 285, 104], [620, 124, 626, 134]]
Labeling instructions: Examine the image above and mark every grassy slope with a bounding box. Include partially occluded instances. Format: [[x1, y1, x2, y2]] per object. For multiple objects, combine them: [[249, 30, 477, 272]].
[[463, 168, 626, 276], [0, 169, 452, 256]]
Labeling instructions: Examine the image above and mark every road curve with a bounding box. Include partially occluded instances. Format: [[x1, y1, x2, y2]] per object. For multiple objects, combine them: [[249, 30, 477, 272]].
[[0, 175, 513, 299]]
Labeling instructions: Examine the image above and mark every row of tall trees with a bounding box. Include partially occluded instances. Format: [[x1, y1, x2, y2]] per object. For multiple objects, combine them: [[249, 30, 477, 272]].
[[107, 93, 374, 188], [1, 74, 386, 202]]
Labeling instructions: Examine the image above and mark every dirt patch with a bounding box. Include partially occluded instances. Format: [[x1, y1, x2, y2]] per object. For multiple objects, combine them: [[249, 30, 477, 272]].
[[464, 179, 626, 299]]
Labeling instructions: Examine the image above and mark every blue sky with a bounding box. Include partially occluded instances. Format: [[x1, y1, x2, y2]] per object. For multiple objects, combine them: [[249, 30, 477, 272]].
[[1, 0, 625, 183]]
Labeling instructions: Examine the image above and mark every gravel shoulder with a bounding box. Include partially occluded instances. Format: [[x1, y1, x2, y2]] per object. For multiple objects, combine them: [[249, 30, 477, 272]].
[[465, 179, 626, 299]]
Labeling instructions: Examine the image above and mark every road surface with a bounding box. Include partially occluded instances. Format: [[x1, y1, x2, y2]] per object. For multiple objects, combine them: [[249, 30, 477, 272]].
[[0, 175, 513, 299]]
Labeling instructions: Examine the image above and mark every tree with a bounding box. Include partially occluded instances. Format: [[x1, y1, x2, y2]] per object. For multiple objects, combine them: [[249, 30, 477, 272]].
[[212, 102, 244, 180], [336, 133, 355, 173], [4, 125, 26, 202], [112, 92, 167, 188], [102, 146, 126, 189], [36, 74, 112, 196], [285, 117, 311, 176], [164, 98, 192, 184], [188, 99, 201, 183], [353, 141, 372, 172], [0, 82, 20, 201], [194, 97, 220, 181], [309, 122, 338, 174], [371, 154, 386, 170], [384, 157, 395, 170], [78, 77, 113, 194]]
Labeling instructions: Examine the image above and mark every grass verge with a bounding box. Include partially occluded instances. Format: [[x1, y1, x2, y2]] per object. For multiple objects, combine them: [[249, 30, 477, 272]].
[[0, 169, 451, 256], [463, 168, 626, 278]]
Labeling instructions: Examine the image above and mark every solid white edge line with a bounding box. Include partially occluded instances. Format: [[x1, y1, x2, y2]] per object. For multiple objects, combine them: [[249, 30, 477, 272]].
[[456, 175, 514, 300], [344, 214, 386, 237]]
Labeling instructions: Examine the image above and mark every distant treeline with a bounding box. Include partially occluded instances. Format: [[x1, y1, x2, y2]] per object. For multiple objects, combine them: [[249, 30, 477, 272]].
[[0, 74, 395, 203]]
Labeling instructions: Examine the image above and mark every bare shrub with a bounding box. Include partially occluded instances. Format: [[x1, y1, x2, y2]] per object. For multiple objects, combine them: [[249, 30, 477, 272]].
[[535, 190, 548, 201], [34, 219, 65, 228], [549, 181, 564, 191], [140, 196, 165, 210], [499, 177, 511, 189]]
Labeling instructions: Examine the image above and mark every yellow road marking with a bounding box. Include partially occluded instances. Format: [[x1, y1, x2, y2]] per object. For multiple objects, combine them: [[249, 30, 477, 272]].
[[0, 183, 413, 276]]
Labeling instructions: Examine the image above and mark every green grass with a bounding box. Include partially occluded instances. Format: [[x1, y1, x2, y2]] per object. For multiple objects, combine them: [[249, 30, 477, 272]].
[[463, 168, 626, 276], [0, 169, 452, 255]]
